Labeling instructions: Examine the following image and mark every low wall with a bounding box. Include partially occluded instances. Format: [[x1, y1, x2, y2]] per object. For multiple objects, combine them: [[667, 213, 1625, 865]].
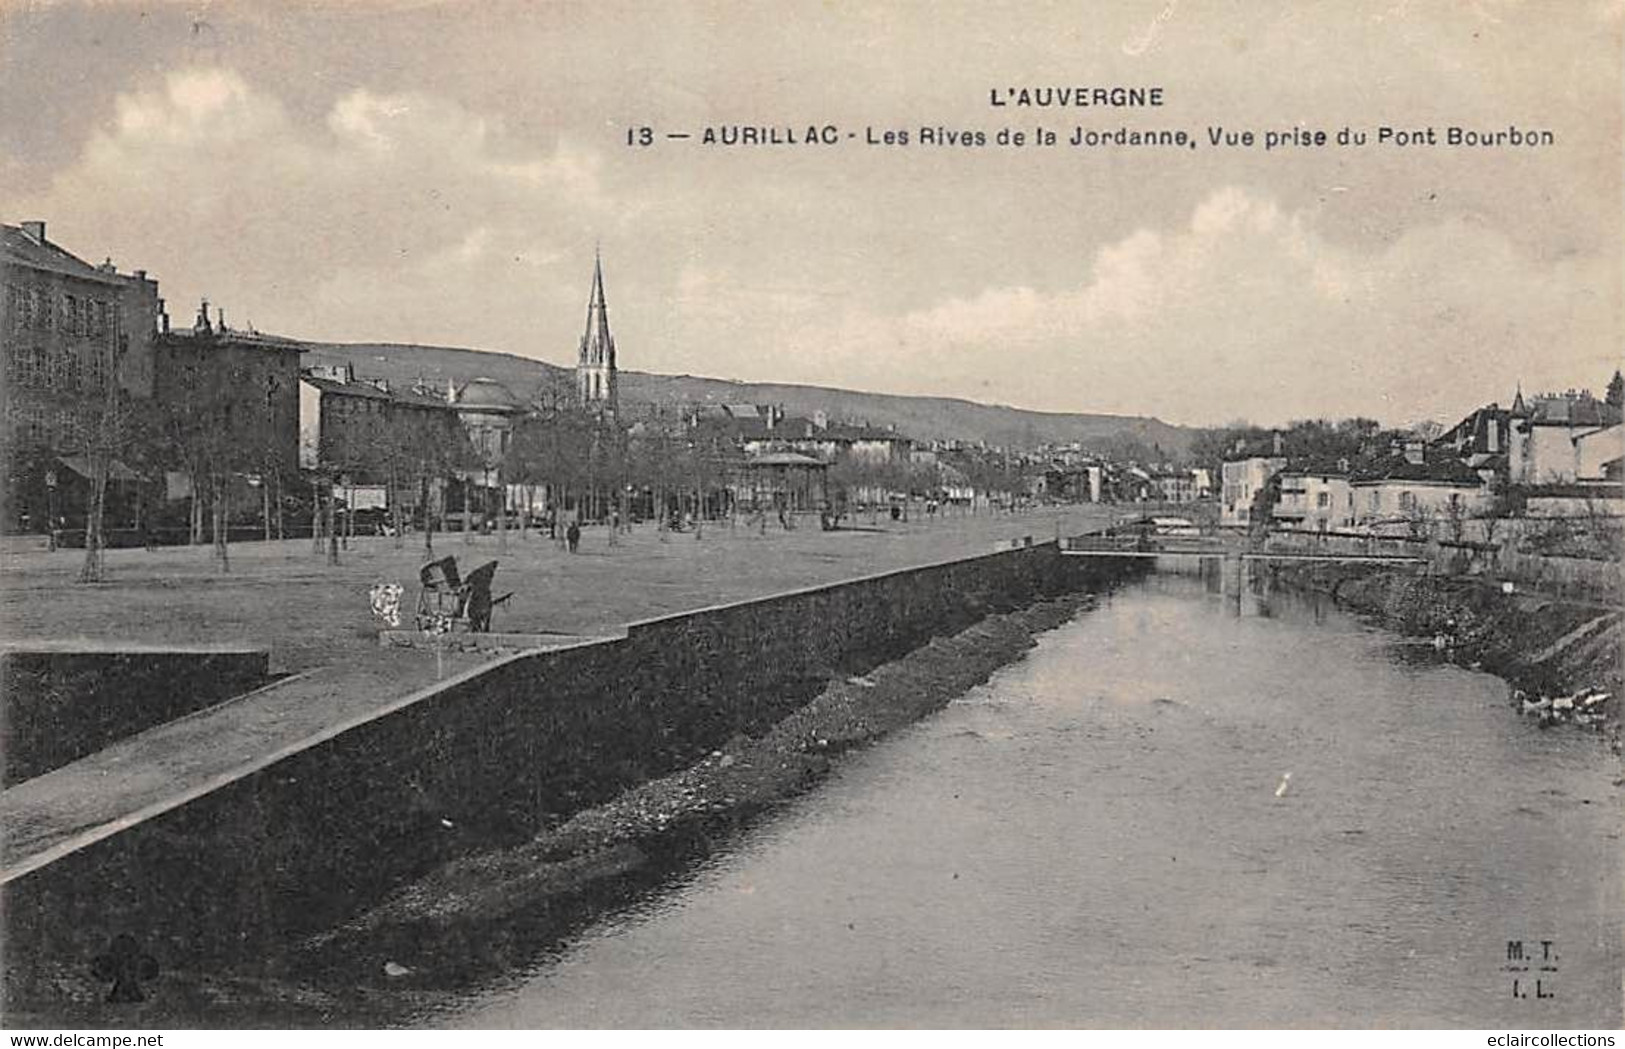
[[0, 645, 270, 787], [1265, 529, 1623, 602], [1, 542, 1140, 1006]]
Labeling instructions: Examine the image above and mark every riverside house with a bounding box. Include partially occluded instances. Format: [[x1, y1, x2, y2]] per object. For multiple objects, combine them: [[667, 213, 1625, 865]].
[[1271, 464, 1355, 533], [1350, 448, 1489, 533], [1221, 452, 1286, 528]]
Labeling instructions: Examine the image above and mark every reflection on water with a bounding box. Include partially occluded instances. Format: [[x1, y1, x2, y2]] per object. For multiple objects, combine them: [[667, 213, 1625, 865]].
[[448, 574, 1623, 1028]]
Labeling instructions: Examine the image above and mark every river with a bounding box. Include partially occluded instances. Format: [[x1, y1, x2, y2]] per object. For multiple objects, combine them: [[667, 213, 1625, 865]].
[[444, 573, 1623, 1028]]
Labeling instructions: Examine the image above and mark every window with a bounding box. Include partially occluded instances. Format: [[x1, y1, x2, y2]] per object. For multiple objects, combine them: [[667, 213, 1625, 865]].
[[63, 296, 77, 336], [1316, 491, 1329, 508], [87, 349, 107, 392], [20, 405, 47, 442], [1398, 491, 1417, 512]]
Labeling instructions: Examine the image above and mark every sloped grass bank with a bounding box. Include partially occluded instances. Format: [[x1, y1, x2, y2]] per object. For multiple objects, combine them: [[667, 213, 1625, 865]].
[[1269, 563, 1621, 752]]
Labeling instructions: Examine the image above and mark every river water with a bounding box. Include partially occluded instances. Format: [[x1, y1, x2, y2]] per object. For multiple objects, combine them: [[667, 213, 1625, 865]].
[[447, 574, 1623, 1028]]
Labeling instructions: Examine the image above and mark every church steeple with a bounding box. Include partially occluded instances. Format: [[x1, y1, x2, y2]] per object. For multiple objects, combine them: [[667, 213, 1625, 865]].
[[577, 248, 617, 416]]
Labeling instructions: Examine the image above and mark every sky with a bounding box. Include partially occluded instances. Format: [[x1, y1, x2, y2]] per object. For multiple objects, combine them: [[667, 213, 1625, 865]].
[[3, 0, 1621, 427]]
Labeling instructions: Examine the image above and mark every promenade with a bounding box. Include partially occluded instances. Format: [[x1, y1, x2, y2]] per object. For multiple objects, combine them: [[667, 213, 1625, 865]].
[[0, 505, 1115, 877], [0, 506, 1116, 670]]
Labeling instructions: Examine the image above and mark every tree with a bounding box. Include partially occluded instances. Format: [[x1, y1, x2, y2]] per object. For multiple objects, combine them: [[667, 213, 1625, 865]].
[[74, 334, 134, 584], [1247, 471, 1283, 538], [1409, 419, 1445, 443], [1607, 368, 1623, 409], [399, 407, 477, 558]]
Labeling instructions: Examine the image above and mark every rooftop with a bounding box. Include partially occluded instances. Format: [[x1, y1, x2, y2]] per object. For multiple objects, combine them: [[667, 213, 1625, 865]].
[[301, 373, 452, 410], [453, 377, 522, 412], [1526, 395, 1621, 428], [2, 223, 125, 286], [1352, 453, 1484, 486]]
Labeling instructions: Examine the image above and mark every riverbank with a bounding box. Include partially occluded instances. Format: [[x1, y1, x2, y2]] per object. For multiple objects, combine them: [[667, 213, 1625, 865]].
[[1265, 562, 1622, 752], [309, 590, 1112, 1024], [3, 530, 1142, 1028], [76, 589, 1112, 1027], [446, 572, 1623, 1029]]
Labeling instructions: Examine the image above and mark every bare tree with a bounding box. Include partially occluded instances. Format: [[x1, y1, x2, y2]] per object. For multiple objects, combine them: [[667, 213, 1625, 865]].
[[1442, 493, 1468, 544], [77, 331, 154, 582], [1580, 494, 1623, 562]]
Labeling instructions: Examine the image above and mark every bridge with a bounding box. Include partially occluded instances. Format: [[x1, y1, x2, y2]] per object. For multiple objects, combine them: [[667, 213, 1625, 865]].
[[1061, 533, 1430, 565]]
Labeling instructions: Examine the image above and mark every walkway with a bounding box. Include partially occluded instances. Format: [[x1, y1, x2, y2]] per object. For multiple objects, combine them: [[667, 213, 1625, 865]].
[[0, 507, 1112, 882]]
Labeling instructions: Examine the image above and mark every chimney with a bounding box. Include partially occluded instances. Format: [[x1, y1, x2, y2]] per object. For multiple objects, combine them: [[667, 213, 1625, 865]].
[[20, 221, 45, 244], [1272, 432, 1284, 456]]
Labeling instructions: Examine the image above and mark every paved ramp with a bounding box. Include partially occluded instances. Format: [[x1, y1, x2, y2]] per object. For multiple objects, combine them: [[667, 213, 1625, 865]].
[[0, 635, 604, 882]]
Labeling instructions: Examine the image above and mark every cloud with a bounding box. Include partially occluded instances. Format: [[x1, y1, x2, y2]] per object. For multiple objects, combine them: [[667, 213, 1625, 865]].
[[675, 187, 1616, 426], [16, 67, 616, 350], [14, 70, 1614, 428]]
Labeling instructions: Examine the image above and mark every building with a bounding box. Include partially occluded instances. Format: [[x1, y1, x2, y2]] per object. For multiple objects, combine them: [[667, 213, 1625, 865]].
[[1150, 469, 1201, 503], [298, 364, 468, 511], [1448, 389, 1624, 486], [1509, 392, 1621, 484], [450, 377, 523, 469], [1350, 448, 1489, 531], [448, 377, 525, 523], [697, 404, 913, 467], [1272, 465, 1354, 532], [1441, 400, 1515, 472], [576, 252, 617, 416], [152, 303, 306, 482], [1220, 454, 1286, 527], [3, 221, 166, 455]]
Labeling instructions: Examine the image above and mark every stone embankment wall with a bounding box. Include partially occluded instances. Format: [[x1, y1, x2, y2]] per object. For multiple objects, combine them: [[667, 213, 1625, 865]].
[[1264, 529, 1623, 602], [0, 647, 269, 787], [2, 542, 1142, 1007]]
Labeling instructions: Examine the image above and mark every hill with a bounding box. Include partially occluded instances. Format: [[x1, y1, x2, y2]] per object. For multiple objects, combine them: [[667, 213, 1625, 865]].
[[300, 340, 1193, 456]]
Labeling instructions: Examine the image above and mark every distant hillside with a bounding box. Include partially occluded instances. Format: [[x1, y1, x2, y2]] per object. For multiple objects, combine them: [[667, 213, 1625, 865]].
[[300, 340, 1193, 455]]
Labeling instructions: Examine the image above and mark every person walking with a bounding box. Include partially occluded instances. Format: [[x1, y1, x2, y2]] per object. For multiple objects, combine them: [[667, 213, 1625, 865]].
[[566, 519, 581, 553]]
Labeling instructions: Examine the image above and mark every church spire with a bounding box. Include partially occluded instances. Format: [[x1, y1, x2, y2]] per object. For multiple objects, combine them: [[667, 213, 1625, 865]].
[[589, 244, 607, 309], [577, 247, 617, 415]]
